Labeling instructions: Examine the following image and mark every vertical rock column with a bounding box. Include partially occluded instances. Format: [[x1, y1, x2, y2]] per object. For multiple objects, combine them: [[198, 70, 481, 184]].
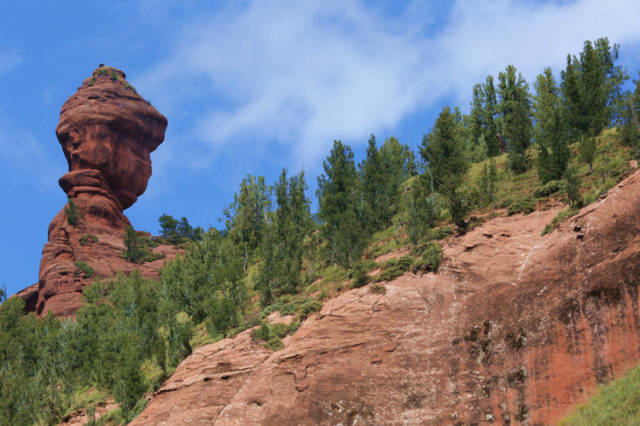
[[35, 66, 168, 317]]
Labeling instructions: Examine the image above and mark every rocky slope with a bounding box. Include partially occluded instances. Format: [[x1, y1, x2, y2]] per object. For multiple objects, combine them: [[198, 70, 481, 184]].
[[133, 166, 640, 425], [19, 66, 178, 317]]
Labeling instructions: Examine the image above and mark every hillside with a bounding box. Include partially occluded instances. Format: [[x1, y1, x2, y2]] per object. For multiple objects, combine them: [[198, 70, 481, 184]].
[[127, 163, 640, 425]]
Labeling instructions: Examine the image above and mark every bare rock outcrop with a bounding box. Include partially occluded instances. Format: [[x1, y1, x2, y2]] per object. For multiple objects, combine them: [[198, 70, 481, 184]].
[[133, 169, 640, 425], [23, 66, 177, 317]]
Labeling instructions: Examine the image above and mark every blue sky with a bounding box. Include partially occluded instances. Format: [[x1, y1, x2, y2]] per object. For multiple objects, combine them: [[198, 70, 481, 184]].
[[2, 0, 640, 296]]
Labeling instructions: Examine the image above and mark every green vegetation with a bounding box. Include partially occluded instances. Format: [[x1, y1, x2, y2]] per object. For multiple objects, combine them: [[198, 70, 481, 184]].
[[251, 321, 300, 351], [498, 65, 533, 174], [421, 106, 470, 227], [122, 226, 164, 264], [158, 214, 203, 245], [560, 366, 640, 425], [317, 140, 366, 267], [74, 261, 94, 278], [65, 198, 82, 226], [80, 234, 99, 246], [541, 207, 580, 236]]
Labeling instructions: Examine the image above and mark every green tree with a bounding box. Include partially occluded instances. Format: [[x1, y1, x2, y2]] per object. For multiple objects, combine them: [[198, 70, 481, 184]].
[[405, 174, 438, 245], [562, 38, 627, 139], [113, 339, 145, 419], [317, 140, 366, 267], [565, 165, 582, 208], [122, 226, 144, 263], [359, 134, 386, 231], [224, 175, 271, 270], [469, 83, 486, 161], [476, 159, 498, 207], [484, 75, 501, 157], [620, 92, 640, 151], [361, 135, 417, 232], [420, 106, 470, 227], [498, 65, 533, 174], [257, 169, 312, 303], [534, 67, 570, 182]]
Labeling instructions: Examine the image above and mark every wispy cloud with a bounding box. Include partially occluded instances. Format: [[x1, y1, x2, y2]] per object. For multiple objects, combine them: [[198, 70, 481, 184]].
[[0, 123, 60, 192], [138, 0, 640, 169], [0, 50, 22, 74]]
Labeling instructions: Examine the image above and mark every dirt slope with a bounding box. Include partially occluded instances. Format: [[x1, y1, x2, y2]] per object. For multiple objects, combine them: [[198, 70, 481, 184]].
[[133, 168, 640, 425]]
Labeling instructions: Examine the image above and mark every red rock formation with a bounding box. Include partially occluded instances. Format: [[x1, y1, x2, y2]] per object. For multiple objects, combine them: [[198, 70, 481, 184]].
[[22, 66, 177, 317], [133, 168, 640, 425]]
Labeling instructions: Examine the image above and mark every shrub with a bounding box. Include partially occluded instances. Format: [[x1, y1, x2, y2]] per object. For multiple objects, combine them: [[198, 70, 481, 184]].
[[122, 226, 165, 264], [372, 256, 414, 283], [351, 262, 371, 288], [541, 207, 579, 236], [65, 199, 82, 226], [412, 242, 444, 273], [251, 321, 300, 351], [506, 196, 536, 216], [74, 261, 94, 278], [533, 180, 563, 198], [79, 234, 98, 246], [564, 166, 582, 209], [429, 226, 453, 240], [370, 283, 386, 295]]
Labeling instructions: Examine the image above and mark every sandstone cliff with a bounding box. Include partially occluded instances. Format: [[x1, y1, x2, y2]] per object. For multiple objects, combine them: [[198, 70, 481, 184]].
[[133, 166, 640, 425], [22, 66, 178, 317]]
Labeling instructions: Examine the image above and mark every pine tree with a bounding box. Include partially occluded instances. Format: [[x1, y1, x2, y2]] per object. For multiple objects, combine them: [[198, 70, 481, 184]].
[[258, 169, 312, 303], [564, 165, 582, 209], [317, 140, 365, 267], [620, 94, 640, 150], [420, 107, 470, 227], [498, 65, 533, 174], [534, 67, 570, 182], [476, 159, 498, 207], [483, 75, 501, 157], [405, 174, 437, 245], [359, 134, 386, 231], [469, 83, 486, 160], [224, 175, 270, 270], [562, 38, 628, 139]]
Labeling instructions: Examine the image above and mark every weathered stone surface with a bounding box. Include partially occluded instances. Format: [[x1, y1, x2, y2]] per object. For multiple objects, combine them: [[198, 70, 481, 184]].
[[133, 169, 640, 425], [18, 66, 176, 317]]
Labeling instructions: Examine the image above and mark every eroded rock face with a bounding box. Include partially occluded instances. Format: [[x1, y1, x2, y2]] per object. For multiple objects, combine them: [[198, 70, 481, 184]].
[[25, 66, 175, 317], [133, 168, 640, 425]]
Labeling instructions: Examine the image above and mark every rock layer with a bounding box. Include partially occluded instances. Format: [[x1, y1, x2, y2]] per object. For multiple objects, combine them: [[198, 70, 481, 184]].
[[134, 168, 640, 425], [24, 66, 174, 317]]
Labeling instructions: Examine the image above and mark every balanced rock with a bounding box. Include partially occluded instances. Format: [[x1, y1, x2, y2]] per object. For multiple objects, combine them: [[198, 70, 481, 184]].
[[27, 66, 177, 317]]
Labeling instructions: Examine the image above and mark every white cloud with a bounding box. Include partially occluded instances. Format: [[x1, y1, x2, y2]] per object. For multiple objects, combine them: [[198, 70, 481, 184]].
[[139, 0, 640, 169], [0, 51, 22, 74]]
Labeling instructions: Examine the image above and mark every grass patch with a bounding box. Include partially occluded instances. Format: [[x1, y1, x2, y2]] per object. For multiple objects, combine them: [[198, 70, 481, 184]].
[[261, 295, 322, 320], [533, 180, 563, 198], [190, 322, 221, 348], [541, 207, 580, 236], [560, 366, 640, 426], [502, 195, 536, 216], [411, 241, 444, 273]]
